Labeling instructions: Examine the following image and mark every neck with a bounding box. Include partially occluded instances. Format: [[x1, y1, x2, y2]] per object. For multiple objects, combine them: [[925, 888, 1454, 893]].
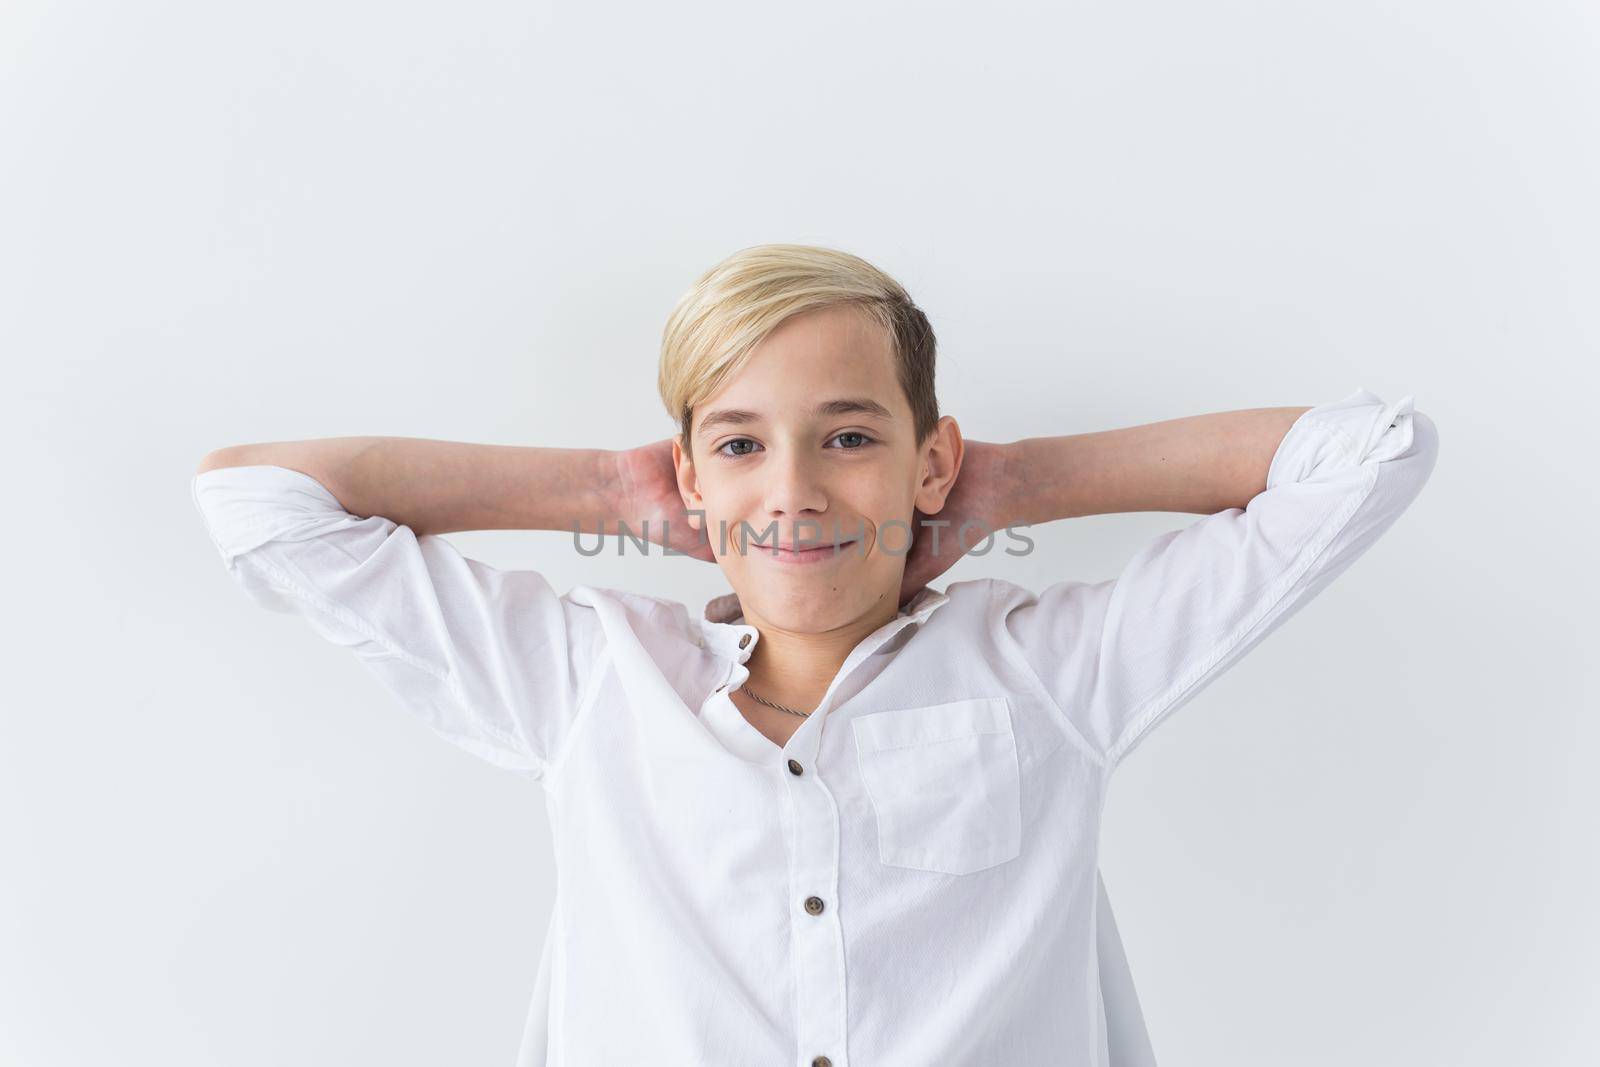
[[740, 597, 902, 711]]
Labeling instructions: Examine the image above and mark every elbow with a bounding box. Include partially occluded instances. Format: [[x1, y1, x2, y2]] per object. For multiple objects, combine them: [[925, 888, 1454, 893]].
[[1378, 407, 1441, 509], [1408, 409, 1441, 482]]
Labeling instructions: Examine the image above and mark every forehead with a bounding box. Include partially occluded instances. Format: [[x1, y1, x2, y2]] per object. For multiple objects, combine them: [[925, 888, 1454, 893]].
[[695, 306, 903, 431]]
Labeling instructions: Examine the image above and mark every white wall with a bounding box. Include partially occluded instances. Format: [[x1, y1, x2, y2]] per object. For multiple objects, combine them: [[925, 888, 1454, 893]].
[[3, 1, 1594, 1063]]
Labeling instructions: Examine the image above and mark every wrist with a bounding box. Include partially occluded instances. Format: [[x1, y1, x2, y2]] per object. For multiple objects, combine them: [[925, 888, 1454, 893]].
[[994, 439, 1037, 528], [590, 448, 632, 533]]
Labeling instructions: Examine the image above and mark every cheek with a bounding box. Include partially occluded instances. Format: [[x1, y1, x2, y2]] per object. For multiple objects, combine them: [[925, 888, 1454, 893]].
[[858, 490, 922, 558], [692, 484, 738, 542], [852, 482, 915, 525]]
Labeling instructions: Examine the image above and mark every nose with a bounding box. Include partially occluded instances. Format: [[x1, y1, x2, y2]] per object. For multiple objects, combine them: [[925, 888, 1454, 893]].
[[761, 448, 828, 538]]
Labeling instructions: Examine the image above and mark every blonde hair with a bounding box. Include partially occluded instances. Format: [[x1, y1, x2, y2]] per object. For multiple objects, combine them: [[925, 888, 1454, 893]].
[[658, 243, 938, 456]]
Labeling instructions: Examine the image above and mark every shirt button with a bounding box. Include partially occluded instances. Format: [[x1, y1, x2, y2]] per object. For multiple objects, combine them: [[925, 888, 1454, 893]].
[[812, 1057, 833, 1067], [738, 633, 752, 649], [787, 759, 803, 776], [804, 896, 825, 916]]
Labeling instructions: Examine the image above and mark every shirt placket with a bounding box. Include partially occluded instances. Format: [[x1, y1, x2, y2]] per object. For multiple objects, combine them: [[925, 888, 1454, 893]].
[[707, 596, 948, 1067], [734, 615, 929, 1067], [781, 720, 847, 1067]]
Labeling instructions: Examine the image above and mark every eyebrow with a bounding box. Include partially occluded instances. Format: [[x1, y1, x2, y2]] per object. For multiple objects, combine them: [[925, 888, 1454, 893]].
[[696, 397, 896, 437]]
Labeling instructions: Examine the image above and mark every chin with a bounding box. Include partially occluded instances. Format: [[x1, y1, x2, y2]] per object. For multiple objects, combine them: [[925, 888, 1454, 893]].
[[744, 580, 881, 632]]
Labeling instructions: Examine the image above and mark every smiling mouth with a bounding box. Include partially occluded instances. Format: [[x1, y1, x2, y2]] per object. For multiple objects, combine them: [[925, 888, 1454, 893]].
[[755, 539, 860, 560]]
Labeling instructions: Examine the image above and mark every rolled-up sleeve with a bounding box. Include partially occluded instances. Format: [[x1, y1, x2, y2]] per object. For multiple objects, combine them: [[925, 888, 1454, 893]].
[[191, 464, 604, 779], [996, 387, 1440, 769]]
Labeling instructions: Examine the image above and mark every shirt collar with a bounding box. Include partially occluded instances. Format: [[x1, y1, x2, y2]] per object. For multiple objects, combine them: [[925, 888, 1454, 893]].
[[694, 584, 955, 766]]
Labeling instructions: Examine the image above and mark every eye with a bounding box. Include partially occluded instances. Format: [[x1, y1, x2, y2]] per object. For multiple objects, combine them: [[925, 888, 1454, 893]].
[[714, 432, 875, 459], [715, 438, 761, 459]]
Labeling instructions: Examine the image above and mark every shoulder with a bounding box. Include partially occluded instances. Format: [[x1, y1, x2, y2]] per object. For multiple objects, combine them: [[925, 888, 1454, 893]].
[[940, 576, 1105, 638], [921, 577, 1038, 634], [941, 576, 1044, 610], [565, 583, 698, 641]]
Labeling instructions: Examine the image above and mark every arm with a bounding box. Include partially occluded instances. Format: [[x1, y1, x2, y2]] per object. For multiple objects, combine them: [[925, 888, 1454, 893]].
[[191, 439, 632, 779], [1003, 405, 1314, 523], [193, 435, 726, 776], [992, 388, 1439, 768], [196, 437, 620, 537], [894, 408, 1310, 605]]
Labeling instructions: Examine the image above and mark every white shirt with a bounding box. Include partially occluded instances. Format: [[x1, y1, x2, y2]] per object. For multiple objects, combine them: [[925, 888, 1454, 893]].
[[191, 387, 1438, 1067]]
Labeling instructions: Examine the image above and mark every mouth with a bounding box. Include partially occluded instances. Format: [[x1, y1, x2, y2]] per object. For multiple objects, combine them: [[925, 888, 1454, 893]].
[[755, 538, 860, 564]]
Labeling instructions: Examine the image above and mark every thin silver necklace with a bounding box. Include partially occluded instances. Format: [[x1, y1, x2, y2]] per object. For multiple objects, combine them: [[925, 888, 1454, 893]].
[[738, 682, 812, 718]]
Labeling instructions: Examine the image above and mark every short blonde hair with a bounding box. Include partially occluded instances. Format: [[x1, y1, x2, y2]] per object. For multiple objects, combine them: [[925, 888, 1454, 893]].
[[659, 243, 938, 456]]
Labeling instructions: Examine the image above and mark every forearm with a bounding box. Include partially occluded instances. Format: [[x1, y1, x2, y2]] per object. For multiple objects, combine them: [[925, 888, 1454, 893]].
[[1004, 405, 1312, 524], [195, 437, 620, 536]]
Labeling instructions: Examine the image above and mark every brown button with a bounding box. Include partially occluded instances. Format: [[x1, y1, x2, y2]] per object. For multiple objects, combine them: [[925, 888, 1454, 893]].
[[738, 633, 752, 649], [804, 896, 825, 916], [812, 1057, 833, 1067], [787, 759, 803, 776]]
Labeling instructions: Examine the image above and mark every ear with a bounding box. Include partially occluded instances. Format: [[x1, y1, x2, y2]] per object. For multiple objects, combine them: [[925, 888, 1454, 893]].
[[914, 416, 964, 515], [672, 435, 705, 532]]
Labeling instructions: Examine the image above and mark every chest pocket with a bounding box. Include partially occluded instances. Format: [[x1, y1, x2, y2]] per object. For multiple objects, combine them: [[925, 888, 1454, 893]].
[[851, 697, 1022, 876]]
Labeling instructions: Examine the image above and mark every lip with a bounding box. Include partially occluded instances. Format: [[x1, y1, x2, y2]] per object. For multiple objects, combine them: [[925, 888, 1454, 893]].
[[755, 539, 859, 565]]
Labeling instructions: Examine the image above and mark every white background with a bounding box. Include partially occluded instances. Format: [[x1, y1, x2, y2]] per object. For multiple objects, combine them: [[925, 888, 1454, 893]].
[[4, 1, 1595, 1064]]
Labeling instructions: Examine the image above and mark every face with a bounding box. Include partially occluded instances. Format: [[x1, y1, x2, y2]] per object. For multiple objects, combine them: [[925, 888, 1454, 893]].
[[672, 304, 961, 634]]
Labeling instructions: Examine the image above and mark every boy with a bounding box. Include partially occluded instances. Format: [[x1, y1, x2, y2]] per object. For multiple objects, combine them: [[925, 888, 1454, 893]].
[[192, 244, 1439, 1066]]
